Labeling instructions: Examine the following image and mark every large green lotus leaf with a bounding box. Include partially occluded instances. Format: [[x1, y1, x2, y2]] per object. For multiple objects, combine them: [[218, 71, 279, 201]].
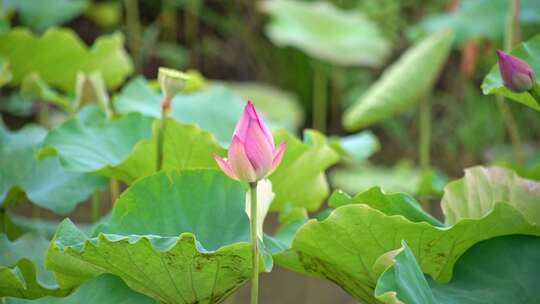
[[2, 0, 88, 32], [40, 105, 224, 183], [343, 30, 453, 130], [276, 204, 540, 303], [269, 129, 339, 212], [275, 175, 540, 304], [39, 106, 154, 172], [100, 118, 224, 184], [229, 81, 304, 132], [410, 0, 540, 46], [329, 187, 443, 227], [0, 28, 132, 93], [481, 33, 540, 111], [46, 170, 256, 304], [0, 123, 106, 214], [261, 0, 390, 67], [0, 234, 69, 299], [6, 274, 157, 304], [375, 235, 540, 304], [442, 166, 540, 226]]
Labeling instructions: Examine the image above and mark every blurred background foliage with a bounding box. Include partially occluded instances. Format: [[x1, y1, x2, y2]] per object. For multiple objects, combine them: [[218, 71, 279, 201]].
[[0, 0, 538, 208], [1, 0, 537, 186], [1, 0, 540, 303]]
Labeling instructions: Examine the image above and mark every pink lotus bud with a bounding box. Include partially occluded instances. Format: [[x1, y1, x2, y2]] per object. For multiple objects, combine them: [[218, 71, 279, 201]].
[[214, 101, 287, 182], [496, 50, 536, 92]]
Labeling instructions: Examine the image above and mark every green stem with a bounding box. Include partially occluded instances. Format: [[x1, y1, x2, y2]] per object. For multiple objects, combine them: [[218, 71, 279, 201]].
[[110, 180, 120, 204], [31, 205, 40, 219], [38, 103, 50, 128], [530, 84, 540, 101], [161, 0, 178, 41], [504, 0, 521, 51], [184, 0, 199, 43], [91, 192, 101, 223], [0, 207, 6, 234], [249, 182, 259, 304], [496, 97, 524, 164], [156, 110, 168, 171], [419, 94, 431, 172], [331, 66, 346, 133], [312, 63, 328, 132], [498, 0, 523, 165], [124, 0, 143, 73]]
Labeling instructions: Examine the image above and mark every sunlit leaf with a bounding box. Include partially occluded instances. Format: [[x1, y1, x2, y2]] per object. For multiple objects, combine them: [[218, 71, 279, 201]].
[[269, 129, 340, 211], [46, 170, 258, 304], [0, 234, 70, 299], [275, 166, 540, 303], [261, 0, 390, 67], [0, 123, 106, 214], [328, 187, 443, 227], [441, 166, 540, 225], [343, 30, 453, 130], [375, 235, 540, 304], [481, 33, 540, 111], [101, 118, 225, 184], [0, 28, 132, 93]]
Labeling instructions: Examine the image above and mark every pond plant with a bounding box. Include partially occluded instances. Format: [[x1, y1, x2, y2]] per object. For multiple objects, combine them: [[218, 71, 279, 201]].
[[1, 1, 540, 304]]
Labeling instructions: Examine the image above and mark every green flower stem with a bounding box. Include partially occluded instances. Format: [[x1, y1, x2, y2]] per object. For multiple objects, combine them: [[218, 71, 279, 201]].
[[419, 94, 431, 172], [38, 103, 50, 128], [184, 0, 200, 44], [0, 207, 6, 234], [530, 84, 540, 102], [123, 0, 143, 73], [31, 205, 40, 219], [91, 192, 101, 223], [504, 0, 521, 50], [110, 180, 120, 204], [156, 106, 168, 171], [312, 62, 328, 132], [249, 181, 259, 304], [331, 66, 346, 132], [497, 0, 524, 165], [496, 97, 523, 164]]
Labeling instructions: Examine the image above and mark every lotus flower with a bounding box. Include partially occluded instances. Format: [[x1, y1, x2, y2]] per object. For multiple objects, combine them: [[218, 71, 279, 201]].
[[496, 50, 536, 92], [214, 101, 286, 183]]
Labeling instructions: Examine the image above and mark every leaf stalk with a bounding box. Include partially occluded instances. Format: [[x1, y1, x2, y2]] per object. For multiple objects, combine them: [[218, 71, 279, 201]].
[[249, 181, 259, 304]]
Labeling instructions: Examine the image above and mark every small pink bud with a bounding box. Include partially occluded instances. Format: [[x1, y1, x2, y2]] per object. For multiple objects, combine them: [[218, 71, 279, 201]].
[[214, 101, 287, 182], [496, 50, 536, 92]]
